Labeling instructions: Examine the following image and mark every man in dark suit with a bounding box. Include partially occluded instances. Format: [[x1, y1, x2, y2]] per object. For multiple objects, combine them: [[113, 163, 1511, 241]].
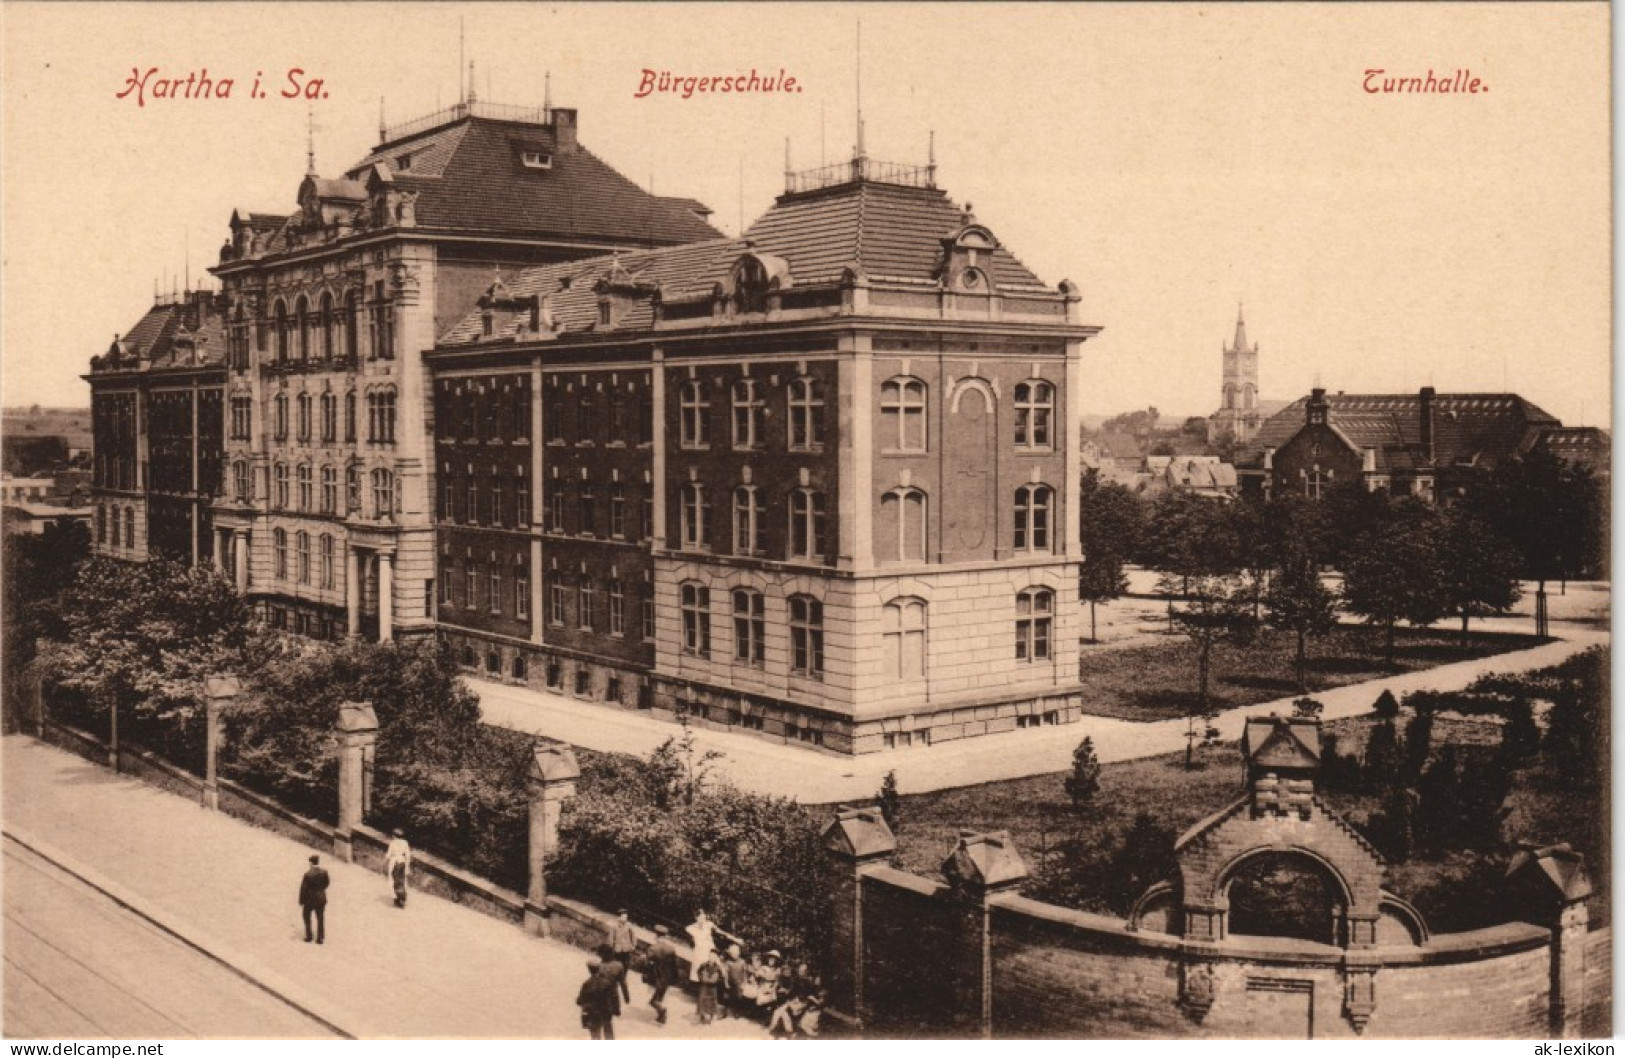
[[299, 854, 329, 944]]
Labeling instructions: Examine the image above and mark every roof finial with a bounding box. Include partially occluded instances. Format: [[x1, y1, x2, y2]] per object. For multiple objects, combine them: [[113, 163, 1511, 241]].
[[459, 17, 466, 105], [853, 17, 866, 168]]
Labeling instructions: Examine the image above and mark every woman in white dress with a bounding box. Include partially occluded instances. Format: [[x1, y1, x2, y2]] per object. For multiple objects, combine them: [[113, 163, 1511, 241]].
[[686, 909, 718, 982]]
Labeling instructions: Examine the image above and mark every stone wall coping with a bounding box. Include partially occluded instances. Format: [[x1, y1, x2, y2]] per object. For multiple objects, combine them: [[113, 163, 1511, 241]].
[[866, 864, 947, 899]]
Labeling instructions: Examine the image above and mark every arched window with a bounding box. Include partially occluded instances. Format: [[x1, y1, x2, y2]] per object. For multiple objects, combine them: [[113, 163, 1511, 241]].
[[680, 582, 710, 657], [344, 391, 357, 443], [320, 465, 336, 513], [297, 392, 312, 441], [732, 588, 765, 666], [125, 506, 136, 548], [273, 463, 289, 508], [881, 377, 927, 451], [345, 464, 361, 513], [273, 528, 288, 580], [320, 392, 337, 442], [680, 380, 709, 447], [1015, 588, 1054, 661], [320, 534, 334, 589], [788, 376, 825, 450], [731, 378, 763, 448], [369, 280, 394, 360], [790, 488, 827, 560], [273, 393, 289, 440], [296, 531, 311, 584], [110, 506, 122, 547], [733, 485, 764, 556], [273, 300, 289, 362], [883, 598, 927, 680], [879, 487, 927, 562], [296, 463, 313, 510], [233, 460, 252, 502], [681, 482, 707, 549], [319, 292, 335, 359], [1014, 381, 1054, 448], [294, 296, 310, 361], [367, 390, 397, 444], [789, 595, 824, 678], [96, 505, 107, 544], [734, 256, 769, 314], [1014, 485, 1053, 552], [371, 468, 395, 520]]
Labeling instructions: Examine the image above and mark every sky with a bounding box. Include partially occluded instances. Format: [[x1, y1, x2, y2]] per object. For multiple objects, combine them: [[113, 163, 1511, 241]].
[[1, 2, 1610, 426]]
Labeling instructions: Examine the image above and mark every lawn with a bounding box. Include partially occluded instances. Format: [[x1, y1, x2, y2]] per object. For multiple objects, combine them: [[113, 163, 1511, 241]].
[[1074, 625, 1546, 721]]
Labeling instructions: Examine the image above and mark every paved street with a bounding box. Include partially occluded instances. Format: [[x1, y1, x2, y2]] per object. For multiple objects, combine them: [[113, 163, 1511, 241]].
[[2, 737, 767, 1041], [476, 582, 1609, 803], [4, 839, 338, 1039]]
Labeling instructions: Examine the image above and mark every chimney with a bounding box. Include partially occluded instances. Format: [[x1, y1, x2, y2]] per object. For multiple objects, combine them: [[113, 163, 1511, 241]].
[[551, 107, 577, 153], [1419, 386, 1436, 463], [1307, 387, 1328, 426]]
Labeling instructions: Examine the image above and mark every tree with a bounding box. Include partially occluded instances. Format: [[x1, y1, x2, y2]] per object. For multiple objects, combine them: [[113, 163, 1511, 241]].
[[1434, 505, 1522, 644], [1265, 550, 1339, 692], [877, 770, 901, 833], [1105, 812, 1178, 913], [1077, 472, 1142, 642], [1341, 500, 1445, 666], [1362, 718, 1403, 794], [1402, 706, 1434, 783], [1102, 406, 1160, 438], [1372, 689, 1400, 719], [1169, 573, 1253, 768], [1499, 697, 1540, 765], [39, 557, 255, 767], [1064, 737, 1102, 808]]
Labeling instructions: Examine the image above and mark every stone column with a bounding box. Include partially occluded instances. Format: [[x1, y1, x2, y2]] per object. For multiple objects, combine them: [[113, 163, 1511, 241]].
[[820, 807, 898, 1028], [333, 701, 379, 863], [202, 675, 240, 811], [1507, 844, 1594, 1038], [524, 741, 581, 936], [233, 529, 249, 591], [941, 830, 1030, 1039], [378, 550, 395, 642], [346, 545, 362, 638]]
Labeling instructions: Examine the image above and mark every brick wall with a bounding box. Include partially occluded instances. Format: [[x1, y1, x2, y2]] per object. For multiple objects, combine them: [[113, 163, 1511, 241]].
[[1584, 927, 1613, 1036]]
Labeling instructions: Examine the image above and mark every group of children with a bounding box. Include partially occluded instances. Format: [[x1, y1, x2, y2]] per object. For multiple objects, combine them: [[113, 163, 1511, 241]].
[[693, 944, 825, 1038]]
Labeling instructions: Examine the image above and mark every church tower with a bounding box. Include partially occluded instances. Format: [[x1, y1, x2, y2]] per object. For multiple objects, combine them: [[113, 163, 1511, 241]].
[[1210, 306, 1262, 445]]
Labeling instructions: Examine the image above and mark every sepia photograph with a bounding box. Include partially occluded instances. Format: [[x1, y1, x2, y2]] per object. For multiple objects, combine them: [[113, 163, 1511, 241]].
[[0, 1, 1612, 1043]]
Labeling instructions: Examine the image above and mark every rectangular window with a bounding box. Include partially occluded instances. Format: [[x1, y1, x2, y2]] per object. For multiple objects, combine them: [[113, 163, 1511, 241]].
[[550, 583, 567, 626], [609, 483, 625, 538], [465, 565, 478, 609], [548, 481, 565, 533], [490, 567, 503, 615], [608, 581, 624, 636], [517, 571, 530, 619], [642, 587, 656, 642], [579, 480, 596, 536], [578, 580, 595, 631], [516, 476, 530, 527], [424, 580, 434, 618]]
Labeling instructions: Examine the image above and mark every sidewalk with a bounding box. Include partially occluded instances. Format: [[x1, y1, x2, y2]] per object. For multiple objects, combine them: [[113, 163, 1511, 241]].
[[1, 736, 767, 1041], [475, 585, 1609, 803]]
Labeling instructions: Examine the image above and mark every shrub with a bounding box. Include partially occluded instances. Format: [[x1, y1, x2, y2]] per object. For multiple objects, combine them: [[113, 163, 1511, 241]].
[[1064, 737, 1102, 808]]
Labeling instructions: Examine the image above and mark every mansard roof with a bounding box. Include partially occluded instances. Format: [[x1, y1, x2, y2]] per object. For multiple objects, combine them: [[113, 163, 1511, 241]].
[[91, 293, 226, 375], [439, 174, 1069, 346], [744, 180, 1048, 290], [339, 113, 721, 244]]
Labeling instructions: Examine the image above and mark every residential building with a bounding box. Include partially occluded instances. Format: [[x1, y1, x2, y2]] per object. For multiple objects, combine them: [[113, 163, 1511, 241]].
[[427, 153, 1100, 753]]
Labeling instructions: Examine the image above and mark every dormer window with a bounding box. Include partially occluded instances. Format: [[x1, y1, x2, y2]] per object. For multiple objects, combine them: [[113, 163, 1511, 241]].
[[396, 153, 413, 171], [521, 150, 552, 170]]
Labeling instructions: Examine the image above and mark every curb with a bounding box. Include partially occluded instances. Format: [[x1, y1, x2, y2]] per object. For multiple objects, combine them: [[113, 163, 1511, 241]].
[[3, 824, 372, 1040]]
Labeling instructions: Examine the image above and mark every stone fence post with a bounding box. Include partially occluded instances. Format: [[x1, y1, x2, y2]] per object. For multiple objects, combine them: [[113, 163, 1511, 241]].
[[942, 830, 1030, 1039], [820, 807, 897, 1028], [202, 675, 240, 811], [524, 740, 580, 937], [333, 700, 379, 863], [1507, 844, 1593, 1038]]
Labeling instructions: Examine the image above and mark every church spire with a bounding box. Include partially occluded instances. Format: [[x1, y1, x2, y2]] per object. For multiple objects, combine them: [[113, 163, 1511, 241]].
[[1231, 302, 1252, 354]]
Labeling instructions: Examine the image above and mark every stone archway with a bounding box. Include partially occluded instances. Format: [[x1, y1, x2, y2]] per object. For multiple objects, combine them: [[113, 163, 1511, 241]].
[[1220, 847, 1352, 946]]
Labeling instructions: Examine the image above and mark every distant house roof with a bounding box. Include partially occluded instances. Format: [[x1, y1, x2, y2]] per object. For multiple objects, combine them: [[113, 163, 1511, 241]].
[[1531, 426, 1611, 477], [1241, 390, 1561, 472]]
